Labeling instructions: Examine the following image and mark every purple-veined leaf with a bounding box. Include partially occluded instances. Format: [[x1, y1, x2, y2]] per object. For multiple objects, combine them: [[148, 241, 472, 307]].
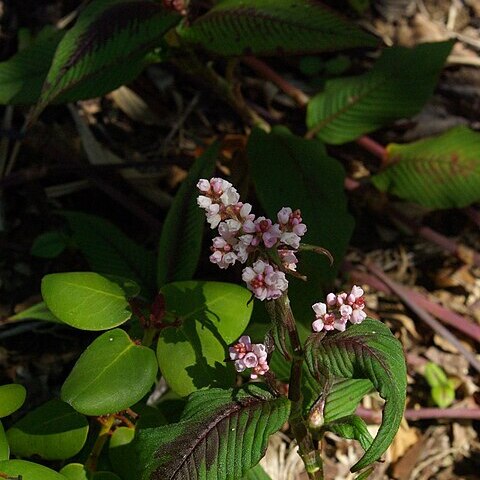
[[34, 0, 180, 115], [305, 318, 406, 472], [178, 0, 377, 56], [306, 41, 453, 144], [109, 385, 290, 479], [372, 126, 480, 209]]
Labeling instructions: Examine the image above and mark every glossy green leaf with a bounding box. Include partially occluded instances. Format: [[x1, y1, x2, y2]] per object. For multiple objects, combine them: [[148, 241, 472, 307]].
[[243, 464, 272, 480], [6, 399, 89, 460], [0, 459, 66, 480], [248, 127, 354, 323], [114, 385, 290, 479], [0, 421, 9, 461], [0, 27, 63, 105], [431, 383, 455, 408], [307, 41, 453, 144], [324, 378, 374, 424], [0, 384, 26, 418], [35, 0, 180, 114], [8, 301, 61, 324], [30, 231, 69, 258], [325, 415, 373, 451], [41, 272, 131, 331], [64, 211, 156, 294], [372, 126, 480, 208], [60, 463, 88, 480], [355, 467, 375, 480], [61, 329, 158, 415], [157, 281, 253, 397], [157, 143, 218, 287], [424, 362, 448, 388], [305, 318, 406, 472], [178, 0, 377, 56]]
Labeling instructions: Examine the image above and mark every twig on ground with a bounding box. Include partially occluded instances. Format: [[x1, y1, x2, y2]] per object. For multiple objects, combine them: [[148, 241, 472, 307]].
[[365, 262, 480, 374], [357, 406, 480, 423], [346, 264, 480, 343]]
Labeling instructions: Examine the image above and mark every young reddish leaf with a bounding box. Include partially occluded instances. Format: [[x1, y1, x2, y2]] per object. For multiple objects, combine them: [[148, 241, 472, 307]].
[[305, 318, 406, 472], [372, 126, 480, 208], [178, 0, 377, 56], [34, 0, 180, 115], [306, 41, 454, 144]]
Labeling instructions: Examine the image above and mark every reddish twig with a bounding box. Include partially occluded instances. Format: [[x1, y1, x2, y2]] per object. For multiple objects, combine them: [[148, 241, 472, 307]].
[[390, 208, 480, 268], [355, 136, 387, 164], [357, 406, 480, 423], [347, 265, 480, 343], [242, 56, 310, 107], [365, 262, 480, 374]]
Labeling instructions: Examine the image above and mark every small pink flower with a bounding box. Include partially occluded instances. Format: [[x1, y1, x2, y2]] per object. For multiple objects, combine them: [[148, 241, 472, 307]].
[[209, 237, 237, 269], [229, 336, 269, 379], [242, 260, 288, 301]]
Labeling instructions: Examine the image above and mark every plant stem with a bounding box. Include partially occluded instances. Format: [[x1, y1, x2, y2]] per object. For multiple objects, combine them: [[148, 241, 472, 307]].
[[85, 415, 115, 472], [279, 294, 324, 480], [142, 327, 157, 347]]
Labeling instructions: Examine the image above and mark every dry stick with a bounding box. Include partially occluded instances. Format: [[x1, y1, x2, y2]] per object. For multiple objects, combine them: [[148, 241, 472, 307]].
[[366, 261, 480, 374], [346, 264, 480, 343], [391, 207, 480, 268], [356, 135, 387, 164], [357, 406, 480, 423]]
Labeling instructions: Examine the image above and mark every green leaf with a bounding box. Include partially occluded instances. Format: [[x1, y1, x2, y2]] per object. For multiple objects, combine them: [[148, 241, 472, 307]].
[[157, 143, 219, 287], [30, 230, 69, 258], [178, 0, 377, 56], [0, 384, 26, 418], [6, 399, 89, 460], [306, 41, 454, 144], [324, 415, 373, 451], [371, 126, 480, 208], [355, 467, 375, 480], [35, 0, 180, 113], [0, 27, 64, 105], [243, 464, 272, 480], [423, 362, 448, 388], [323, 378, 374, 424], [431, 384, 455, 408], [0, 459, 66, 480], [64, 211, 156, 294], [60, 463, 88, 480], [157, 281, 253, 397], [305, 318, 406, 472], [61, 329, 158, 415], [248, 127, 354, 323], [8, 301, 61, 324], [0, 421, 9, 461], [41, 272, 131, 331], [116, 385, 290, 479]]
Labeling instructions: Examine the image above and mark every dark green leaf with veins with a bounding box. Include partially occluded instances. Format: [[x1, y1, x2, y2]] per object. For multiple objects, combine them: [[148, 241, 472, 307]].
[[157, 143, 219, 287], [305, 318, 406, 472], [116, 385, 290, 479], [35, 0, 180, 114], [178, 0, 377, 56], [307, 41, 454, 144], [372, 126, 480, 209]]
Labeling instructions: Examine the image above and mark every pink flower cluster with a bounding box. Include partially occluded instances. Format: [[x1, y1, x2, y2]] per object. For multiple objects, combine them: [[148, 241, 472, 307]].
[[197, 178, 307, 300], [312, 285, 367, 333], [229, 335, 269, 379]]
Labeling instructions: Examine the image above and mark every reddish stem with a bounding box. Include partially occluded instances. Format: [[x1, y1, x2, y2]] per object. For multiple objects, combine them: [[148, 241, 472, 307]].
[[347, 265, 480, 343], [391, 208, 480, 268], [356, 136, 387, 164], [242, 56, 310, 107], [357, 406, 480, 422]]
